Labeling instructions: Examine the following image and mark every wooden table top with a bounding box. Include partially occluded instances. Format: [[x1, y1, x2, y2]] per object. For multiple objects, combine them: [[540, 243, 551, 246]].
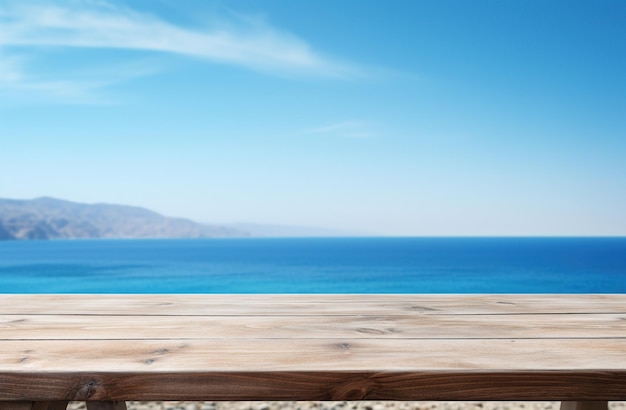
[[1, 294, 625, 401]]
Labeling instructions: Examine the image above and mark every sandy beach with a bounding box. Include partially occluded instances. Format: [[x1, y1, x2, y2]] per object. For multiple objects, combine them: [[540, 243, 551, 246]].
[[68, 402, 626, 410]]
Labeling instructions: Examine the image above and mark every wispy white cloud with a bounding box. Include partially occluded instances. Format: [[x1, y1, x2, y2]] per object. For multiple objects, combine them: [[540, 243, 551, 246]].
[[305, 121, 379, 138], [0, 0, 361, 101], [0, 49, 157, 104]]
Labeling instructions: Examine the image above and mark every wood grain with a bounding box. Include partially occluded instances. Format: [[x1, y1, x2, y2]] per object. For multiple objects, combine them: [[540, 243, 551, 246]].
[[1, 338, 625, 372], [2, 313, 626, 340], [0, 295, 625, 402], [0, 371, 625, 401], [2, 295, 625, 315]]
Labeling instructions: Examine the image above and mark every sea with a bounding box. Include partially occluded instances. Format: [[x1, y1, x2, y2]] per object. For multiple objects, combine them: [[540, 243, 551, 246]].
[[0, 237, 625, 293]]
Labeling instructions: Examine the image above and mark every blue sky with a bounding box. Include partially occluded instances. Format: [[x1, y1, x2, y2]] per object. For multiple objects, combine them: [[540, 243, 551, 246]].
[[1, 0, 625, 235]]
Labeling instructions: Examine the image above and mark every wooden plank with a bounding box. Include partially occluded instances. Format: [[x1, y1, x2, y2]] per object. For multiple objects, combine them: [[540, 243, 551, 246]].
[[2, 295, 625, 316], [1, 339, 625, 372], [1, 295, 625, 402], [2, 313, 626, 340], [0, 371, 625, 401]]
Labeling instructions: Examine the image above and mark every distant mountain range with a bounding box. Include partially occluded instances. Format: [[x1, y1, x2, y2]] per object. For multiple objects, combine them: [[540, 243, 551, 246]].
[[0, 197, 247, 240]]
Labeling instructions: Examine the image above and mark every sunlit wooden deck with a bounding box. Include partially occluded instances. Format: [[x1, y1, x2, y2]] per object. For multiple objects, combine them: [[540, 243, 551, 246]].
[[1, 295, 625, 410]]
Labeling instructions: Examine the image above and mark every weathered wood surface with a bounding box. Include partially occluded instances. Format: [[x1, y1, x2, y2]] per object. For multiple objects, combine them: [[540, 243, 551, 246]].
[[3, 313, 626, 339], [2, 294, 625, 315], [1, 295, 625, 401]]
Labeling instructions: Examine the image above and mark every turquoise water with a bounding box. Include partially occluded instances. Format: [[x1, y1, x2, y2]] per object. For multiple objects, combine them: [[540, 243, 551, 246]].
[[0, 237, 624, 293]]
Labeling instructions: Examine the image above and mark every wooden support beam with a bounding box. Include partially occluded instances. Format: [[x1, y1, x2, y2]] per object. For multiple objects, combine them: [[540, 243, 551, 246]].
[[86, 402, 127, 410], [32, 402, 68, 410], [0, 403, 35, 410], [560, 402, 609, 410], [0, 403, 68, 410]]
